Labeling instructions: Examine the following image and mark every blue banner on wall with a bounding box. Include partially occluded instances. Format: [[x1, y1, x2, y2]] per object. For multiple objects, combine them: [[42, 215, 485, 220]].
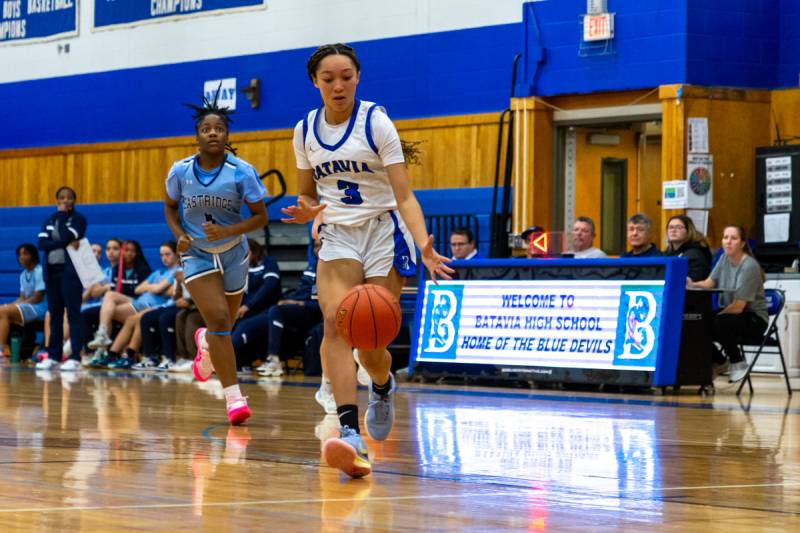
[[94, 0, 267, 30], [0, 0, 78, 44]]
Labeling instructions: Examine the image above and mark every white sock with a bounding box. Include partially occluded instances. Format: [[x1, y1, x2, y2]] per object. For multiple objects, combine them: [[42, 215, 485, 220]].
[[223, 384, 244, 405], [97, 325, 107, 337]]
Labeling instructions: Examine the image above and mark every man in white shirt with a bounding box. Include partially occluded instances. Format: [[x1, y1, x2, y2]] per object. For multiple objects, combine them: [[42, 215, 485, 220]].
[[571, 217, 607, 259]]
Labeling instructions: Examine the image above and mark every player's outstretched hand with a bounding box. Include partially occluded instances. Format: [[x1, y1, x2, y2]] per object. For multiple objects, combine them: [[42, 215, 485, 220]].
[[421, 235, 454, 283], [281, 198, 326, 224]]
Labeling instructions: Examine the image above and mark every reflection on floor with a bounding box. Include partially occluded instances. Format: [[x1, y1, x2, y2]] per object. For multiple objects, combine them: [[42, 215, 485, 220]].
[[0, 365, 798, 531]]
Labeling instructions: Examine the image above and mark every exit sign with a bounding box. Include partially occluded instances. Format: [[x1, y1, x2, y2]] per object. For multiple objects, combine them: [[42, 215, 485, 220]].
[[583, 13, 614, 41]]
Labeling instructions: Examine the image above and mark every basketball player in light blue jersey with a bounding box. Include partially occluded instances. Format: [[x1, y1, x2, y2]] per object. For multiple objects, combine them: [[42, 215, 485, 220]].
[[164, 94, 267, 426], [283, 44, 454, 478]]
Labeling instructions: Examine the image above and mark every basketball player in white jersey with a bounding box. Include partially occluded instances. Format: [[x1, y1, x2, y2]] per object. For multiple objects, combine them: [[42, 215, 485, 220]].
[[282, 43, 453, 478]]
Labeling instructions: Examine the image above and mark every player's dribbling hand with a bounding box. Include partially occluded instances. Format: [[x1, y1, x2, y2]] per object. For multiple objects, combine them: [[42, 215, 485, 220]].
[[177, 234, 193, 253], [421, 234, 455, 283], [202, 223, 229, 242], [280, 197, 326, 224]]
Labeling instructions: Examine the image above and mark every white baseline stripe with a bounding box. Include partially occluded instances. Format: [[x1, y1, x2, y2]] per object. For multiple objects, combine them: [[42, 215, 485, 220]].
[[0, 490, 517, 514]]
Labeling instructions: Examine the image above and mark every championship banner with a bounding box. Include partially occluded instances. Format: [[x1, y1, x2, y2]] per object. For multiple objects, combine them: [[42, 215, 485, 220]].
[[1, 0, 78, 45], [415, 279, 665, 372], [93, 0, 267, 30]]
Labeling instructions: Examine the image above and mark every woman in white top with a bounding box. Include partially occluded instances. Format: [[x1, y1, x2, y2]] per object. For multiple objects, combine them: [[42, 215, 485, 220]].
[[283, 43, 452, 478]]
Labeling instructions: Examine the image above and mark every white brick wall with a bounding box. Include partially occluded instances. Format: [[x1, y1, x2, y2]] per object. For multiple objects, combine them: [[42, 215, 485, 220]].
[[0, 0, 524, 84]]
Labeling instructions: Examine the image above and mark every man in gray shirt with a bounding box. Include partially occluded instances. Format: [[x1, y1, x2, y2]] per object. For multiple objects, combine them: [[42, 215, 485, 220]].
[[570, 216, 607, 259]]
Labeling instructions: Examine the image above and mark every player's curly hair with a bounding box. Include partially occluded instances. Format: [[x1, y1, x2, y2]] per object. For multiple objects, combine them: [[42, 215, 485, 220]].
[[186, 83, 237, 155], [307, 43, 361, 81], [16, 243, 39, 266], [400, 140, 424, 166]]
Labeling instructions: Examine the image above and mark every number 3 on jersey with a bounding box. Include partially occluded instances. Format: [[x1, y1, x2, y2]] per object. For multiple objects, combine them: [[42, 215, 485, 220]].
[[337, 180, 364, 205]]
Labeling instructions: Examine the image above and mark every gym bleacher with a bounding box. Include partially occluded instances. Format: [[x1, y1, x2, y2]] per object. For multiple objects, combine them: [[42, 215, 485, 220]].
[[0, 186, 501, 300]]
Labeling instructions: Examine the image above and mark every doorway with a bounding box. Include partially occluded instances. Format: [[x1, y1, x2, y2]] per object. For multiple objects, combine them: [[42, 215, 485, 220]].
[[601, 158, 627, 254]]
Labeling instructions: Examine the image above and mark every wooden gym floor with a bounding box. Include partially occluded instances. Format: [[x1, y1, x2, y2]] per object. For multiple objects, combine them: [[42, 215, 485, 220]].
[[0, 365, 798, 531]]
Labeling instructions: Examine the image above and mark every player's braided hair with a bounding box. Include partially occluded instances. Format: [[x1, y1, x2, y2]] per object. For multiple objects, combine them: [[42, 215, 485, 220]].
[[186, 83, 237, 155], [307, 43, 361, 81]]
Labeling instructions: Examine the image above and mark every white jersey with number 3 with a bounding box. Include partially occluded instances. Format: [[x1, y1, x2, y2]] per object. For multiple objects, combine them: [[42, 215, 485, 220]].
[[293, 99, 405, 226]]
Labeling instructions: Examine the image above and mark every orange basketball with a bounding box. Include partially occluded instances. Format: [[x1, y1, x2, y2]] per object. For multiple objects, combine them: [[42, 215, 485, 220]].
[[336, 284, 402, 350]]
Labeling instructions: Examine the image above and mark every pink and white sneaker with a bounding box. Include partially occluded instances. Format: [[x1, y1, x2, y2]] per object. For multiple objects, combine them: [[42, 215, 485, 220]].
[[192, 328, 214, 382], [227, 397, 252, 426]]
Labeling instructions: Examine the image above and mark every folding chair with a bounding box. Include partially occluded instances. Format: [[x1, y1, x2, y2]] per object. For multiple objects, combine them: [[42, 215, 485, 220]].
[[737, 288, 793, 396]]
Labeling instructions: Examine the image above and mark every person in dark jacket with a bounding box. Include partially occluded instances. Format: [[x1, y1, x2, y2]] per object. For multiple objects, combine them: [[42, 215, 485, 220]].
[[622, 213, 662, 258], [235, 239, 281, 320], [36, 186, 87, 371], [664, 215, 712, 281], [255, 237, 322, 377]]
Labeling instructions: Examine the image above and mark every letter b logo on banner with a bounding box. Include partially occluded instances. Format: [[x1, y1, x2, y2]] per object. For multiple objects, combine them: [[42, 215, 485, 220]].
[[613, 286, 663, 368], [420, 285, 463, 360]]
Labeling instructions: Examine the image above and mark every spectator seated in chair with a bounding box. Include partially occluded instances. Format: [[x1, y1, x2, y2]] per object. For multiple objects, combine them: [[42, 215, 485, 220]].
[[133, 268, 195, 372], [87, 241, 177, 368], [229, 239, 282, 370], [239, 235, 322, 378], [687, 225, 768, 383], [664, 215, 712, 282], [81, 239, 151, 356], [622, 213, 662, 258], [449, 227, 481, 261], [0, 244, 47, 358], [569, 216, 607, 259]]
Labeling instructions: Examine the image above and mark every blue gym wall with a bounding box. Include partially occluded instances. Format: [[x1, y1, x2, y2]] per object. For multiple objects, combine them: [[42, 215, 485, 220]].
[[517, 0, 792, 97], [685, 0, 780, 89], [779, 0, 800, 87], [516, 0, 688, 97], [0, 24, 521, 150], [4, 0, 800, 151]]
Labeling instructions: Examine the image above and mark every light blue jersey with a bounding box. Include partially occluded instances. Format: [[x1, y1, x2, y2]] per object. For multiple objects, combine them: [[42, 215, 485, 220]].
[[165, 154, 266, 252], [81, 265, 113, 311], [20, 264, 45, 299], [18, 264, 47, 323], [132, 266, 179, 311]]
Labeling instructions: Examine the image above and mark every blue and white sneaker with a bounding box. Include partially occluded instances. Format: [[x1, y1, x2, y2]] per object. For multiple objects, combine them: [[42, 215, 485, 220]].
[[88, 350, 115, 369], [132, 357, 158, 371], [322, 426, 371, 478], [108, 357, 134, 370], [364, 373, 396, 441]]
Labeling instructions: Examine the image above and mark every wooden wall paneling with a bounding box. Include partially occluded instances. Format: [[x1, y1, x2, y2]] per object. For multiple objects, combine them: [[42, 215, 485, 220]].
[[640, 136, 663, 238], [659, 86, 687, 247], [0, 113, 504, 207], [659, 85, 771, 246], [509, 97, 553, 236]]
